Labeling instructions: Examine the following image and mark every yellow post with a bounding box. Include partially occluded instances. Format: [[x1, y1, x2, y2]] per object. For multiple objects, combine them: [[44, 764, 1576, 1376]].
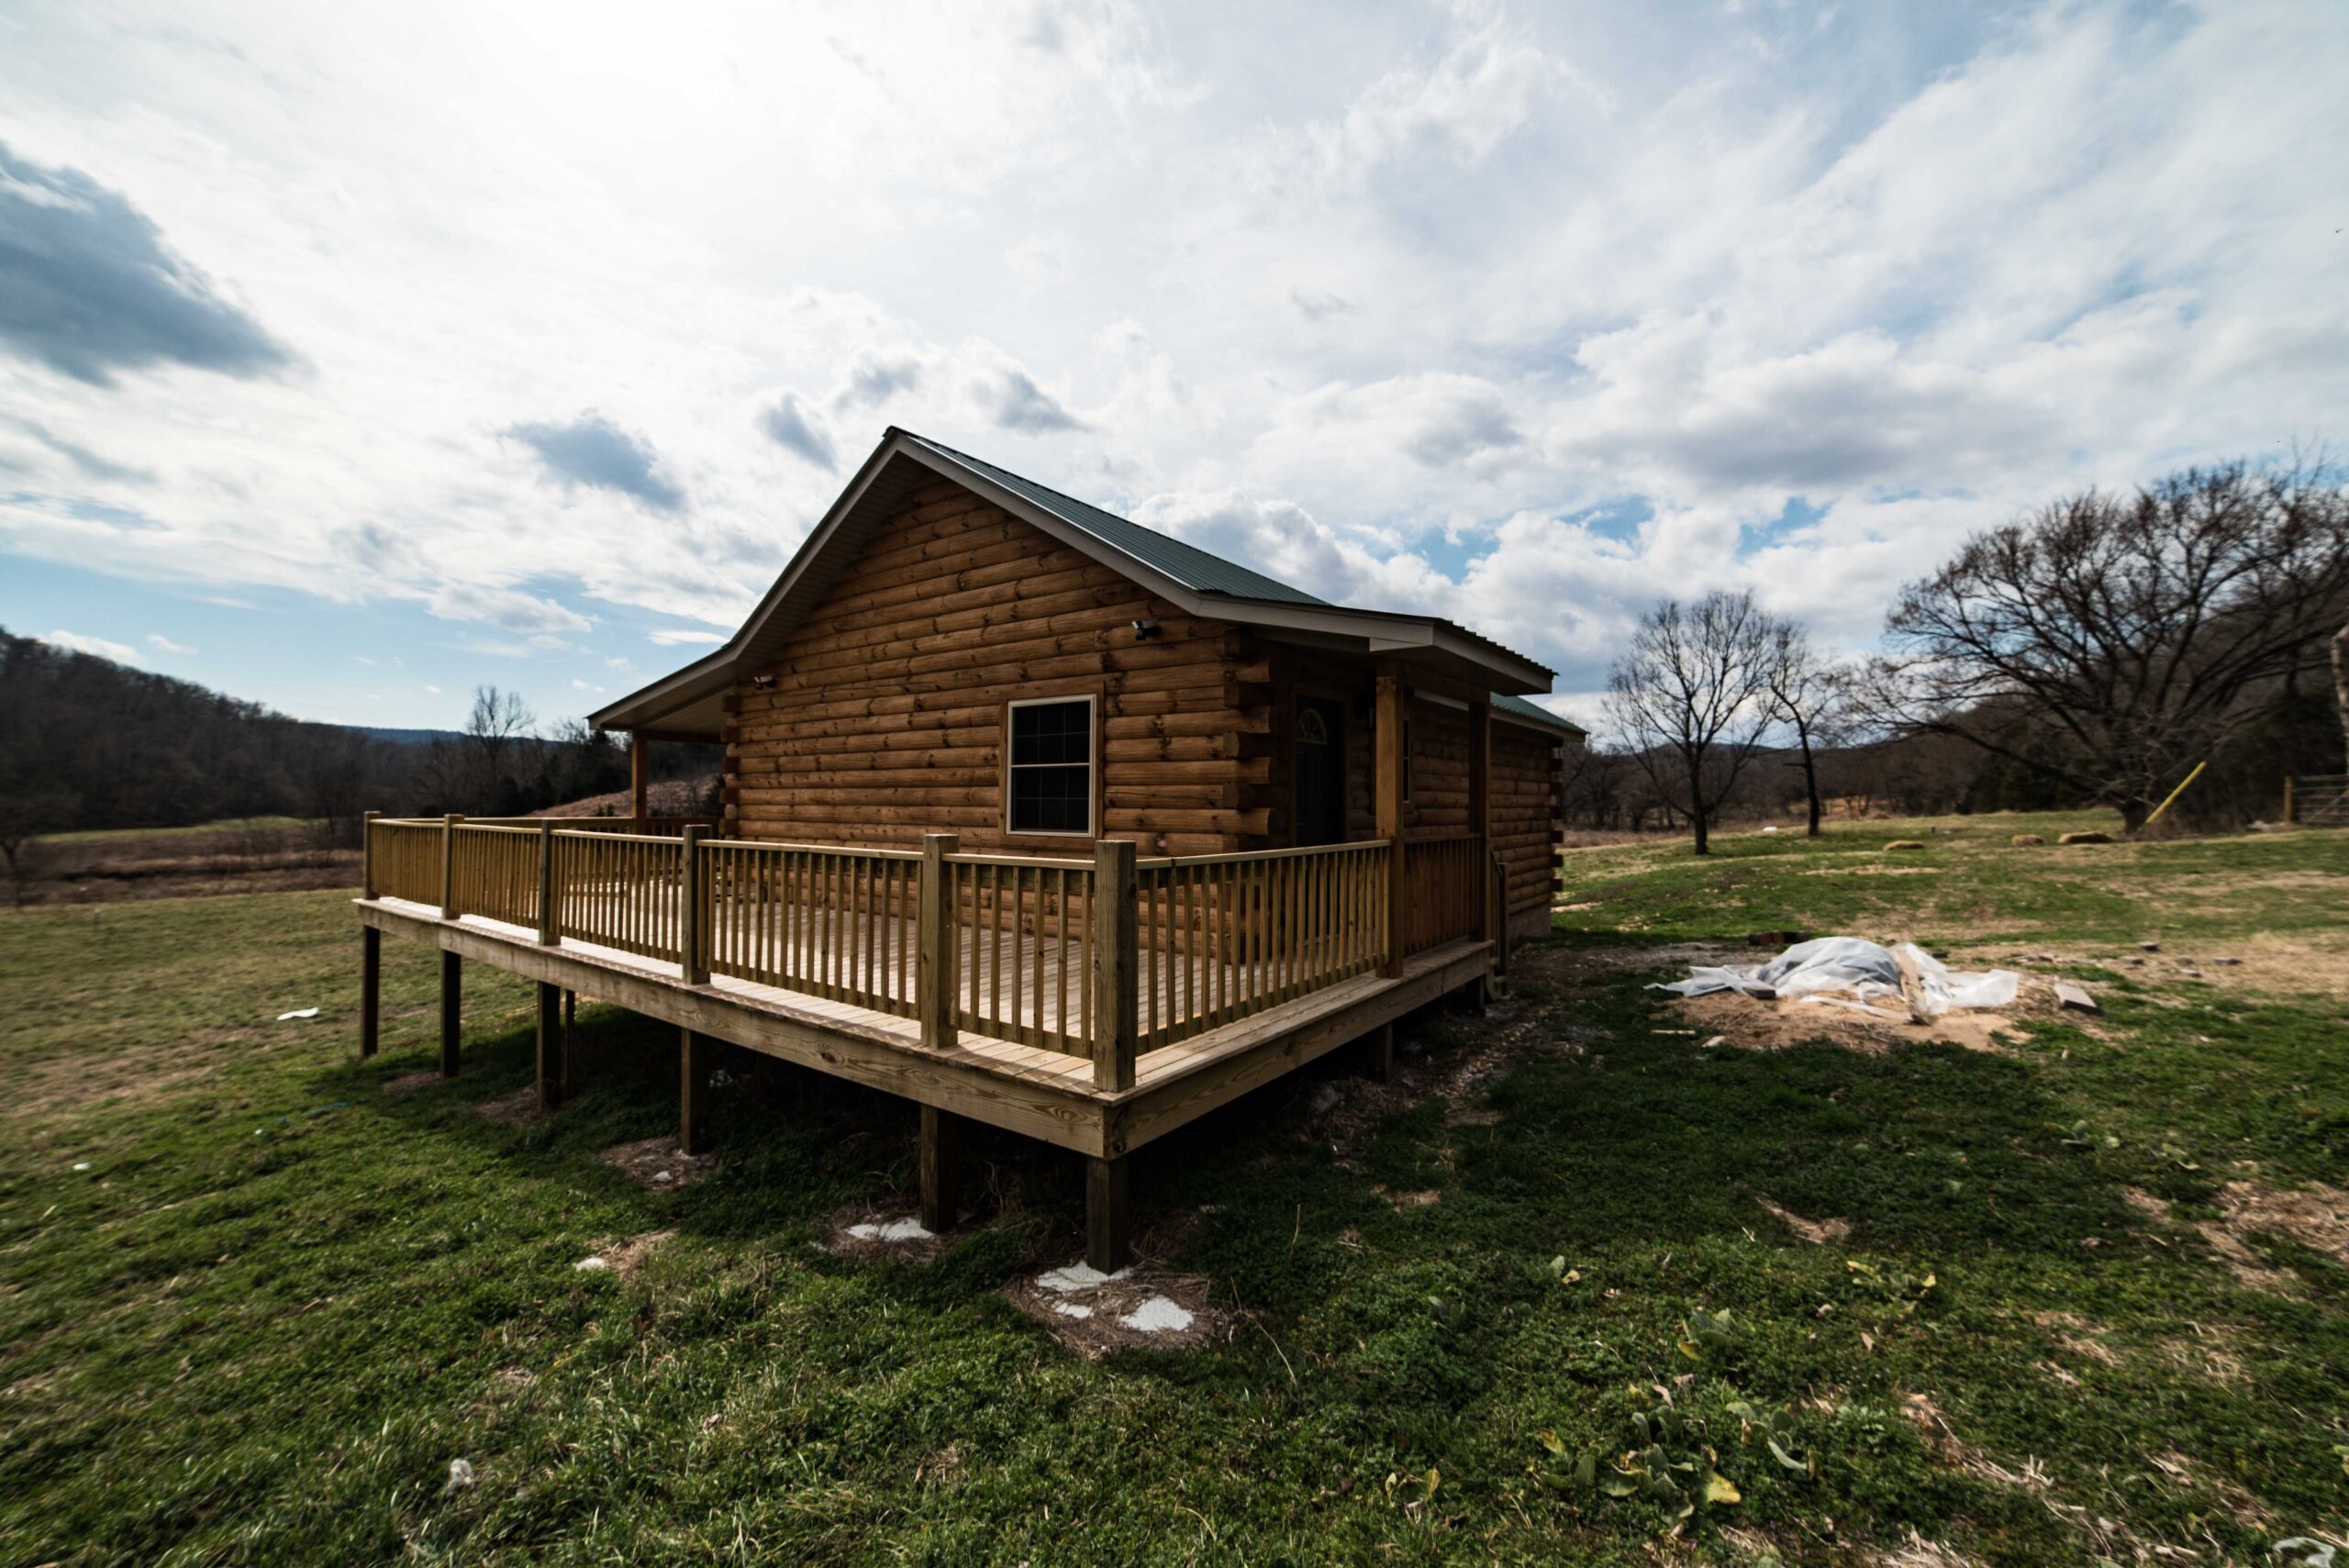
[[2283, 774, 2297, 825], [2141, 761, 2208, 830]]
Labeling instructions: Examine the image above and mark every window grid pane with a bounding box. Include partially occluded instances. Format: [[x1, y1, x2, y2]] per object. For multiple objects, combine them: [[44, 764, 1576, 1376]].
[[1008, 699, 1092, 833]]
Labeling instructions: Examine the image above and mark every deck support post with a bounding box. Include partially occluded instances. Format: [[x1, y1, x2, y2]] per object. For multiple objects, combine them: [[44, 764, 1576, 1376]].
[[918, 832, 961, 1049], [1092, 839, 1138, 1093], [535, 982, 564, 1108], [679, 1029, 710, 1154], [1365, 1021, 1393, 1083], [1375, 663, 1406, 978], [439, 812, 462, 920], [1086, 1154, 1130, 1273], [918, 1105, 960, 1233], [439, 949, 462, 1077], [679, 826, 707, 984], [536, 821, 558, 945], [360, 926, 381, 1059], [629, 733, 649, 830]]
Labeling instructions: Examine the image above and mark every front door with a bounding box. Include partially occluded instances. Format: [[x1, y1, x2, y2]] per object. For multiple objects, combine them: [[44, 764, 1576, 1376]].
[[1295, 696, 1346, 846]]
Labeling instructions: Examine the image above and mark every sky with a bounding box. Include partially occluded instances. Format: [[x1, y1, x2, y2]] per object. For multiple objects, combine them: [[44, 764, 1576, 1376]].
[[1, 0, 2344, 733]]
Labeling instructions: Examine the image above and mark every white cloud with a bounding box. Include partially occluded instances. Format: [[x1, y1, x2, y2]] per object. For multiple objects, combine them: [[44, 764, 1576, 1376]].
[[41, 628, 141, 664], [0, 0, 2342, 721], [146, 632, 195, 654]]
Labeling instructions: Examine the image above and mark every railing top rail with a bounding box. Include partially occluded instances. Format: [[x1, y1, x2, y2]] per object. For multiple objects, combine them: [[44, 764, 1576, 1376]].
[[706, 838, 922, 861], [1405, 830, 1486, 845], [941, 851, 1098, 871], [451, 822, 542, 836], [1135, 839, 1392, 870], [548, 828, 690, 847]]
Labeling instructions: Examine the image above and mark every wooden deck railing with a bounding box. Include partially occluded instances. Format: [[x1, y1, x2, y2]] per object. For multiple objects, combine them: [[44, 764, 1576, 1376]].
[[1400, 834, 1487, 956], [367, 818, 1492, 1088], [1131, 841, 1388, 1052]]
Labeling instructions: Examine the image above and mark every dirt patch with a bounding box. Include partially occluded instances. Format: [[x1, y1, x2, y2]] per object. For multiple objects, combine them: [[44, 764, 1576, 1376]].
[[473, 1085, 547, 1125], [1866, 1531, 1983, 1568], [579, 1229, 675, 1276], [825, 1207, 950, 1262], [1003, 1260, 1225, 1360], [381, 1070, 442, 1094], [1666, 989, 2027, 1055], [2176, 931, 2349, 1003], [597, 1135, 717, 1190], [2216, 1178, 2349, 1268], [2132, 1180, 2343, 1294], [1758, 1198, 1850, 1246]]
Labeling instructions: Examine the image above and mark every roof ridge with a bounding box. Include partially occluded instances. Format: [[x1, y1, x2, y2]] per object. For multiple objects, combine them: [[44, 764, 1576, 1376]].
[[896, 428, 1332, 608]]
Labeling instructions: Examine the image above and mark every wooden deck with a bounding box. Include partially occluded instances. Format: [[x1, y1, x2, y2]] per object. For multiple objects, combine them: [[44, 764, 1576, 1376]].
[[359, 891, 1492, 1157], [355, 816, 1504, 1267]]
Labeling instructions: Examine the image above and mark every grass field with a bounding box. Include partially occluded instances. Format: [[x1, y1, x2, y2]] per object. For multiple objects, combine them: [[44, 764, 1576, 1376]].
[[2, 810, 2344, 1565]]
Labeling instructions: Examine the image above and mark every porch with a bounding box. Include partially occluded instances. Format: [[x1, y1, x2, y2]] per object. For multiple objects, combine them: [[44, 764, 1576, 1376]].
[[355, 815, 1504, 1268]]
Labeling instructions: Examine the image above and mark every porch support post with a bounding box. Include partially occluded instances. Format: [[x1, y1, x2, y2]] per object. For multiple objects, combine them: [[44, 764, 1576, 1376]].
[[359, 926, 381, 1059], [536, 820, 558, 945], [1092, 839, 1137, 1092], [918, 832, 960, 1049], [679, 1029, 710, 1154], [629, 732, 650, 828], [439, 812, 462, 920], [535, 981, 564, 1109], [1375, 662, 1407, 977], [679, 825, 707, 984], [439, 949, 462, 1077], [918, 1105, 960, 1233], [1365, 1021, 1394, 1083], [1086, 1154, 1130, 1273]]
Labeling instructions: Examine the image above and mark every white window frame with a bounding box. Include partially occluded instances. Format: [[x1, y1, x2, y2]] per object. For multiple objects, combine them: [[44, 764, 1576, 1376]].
[[1004, 694, 1097, 839]]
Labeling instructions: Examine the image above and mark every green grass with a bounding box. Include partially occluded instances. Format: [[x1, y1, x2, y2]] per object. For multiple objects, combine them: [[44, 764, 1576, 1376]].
[[3, 824, 2345, 1565], [43, 816, 322, 845]]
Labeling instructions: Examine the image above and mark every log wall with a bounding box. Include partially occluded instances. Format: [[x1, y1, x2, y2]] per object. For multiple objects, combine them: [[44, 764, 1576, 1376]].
[[723, 477, 1269, 856], [1493, 722, 1564, 919]]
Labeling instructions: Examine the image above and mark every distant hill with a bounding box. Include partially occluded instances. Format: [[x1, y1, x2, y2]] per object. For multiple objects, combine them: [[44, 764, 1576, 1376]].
[[353, 726, 466, 747]]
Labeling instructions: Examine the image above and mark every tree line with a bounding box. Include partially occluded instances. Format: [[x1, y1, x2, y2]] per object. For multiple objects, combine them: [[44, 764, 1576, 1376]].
[[1595, 459, 2349, 851], [0, 630, 713, 881]]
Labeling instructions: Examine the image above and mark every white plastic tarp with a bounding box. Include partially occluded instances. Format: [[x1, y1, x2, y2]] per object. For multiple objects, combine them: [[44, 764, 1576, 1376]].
[[1653, 937, 2019, 1017]]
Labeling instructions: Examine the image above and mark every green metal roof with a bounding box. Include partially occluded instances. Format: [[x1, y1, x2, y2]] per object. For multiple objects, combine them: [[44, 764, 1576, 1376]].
[[1492, 691, 1584, 737], [901, 432, 1332, 606]]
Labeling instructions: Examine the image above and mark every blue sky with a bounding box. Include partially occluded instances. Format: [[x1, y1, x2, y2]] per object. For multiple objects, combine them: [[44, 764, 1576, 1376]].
[[1, 0, 2344, 733]]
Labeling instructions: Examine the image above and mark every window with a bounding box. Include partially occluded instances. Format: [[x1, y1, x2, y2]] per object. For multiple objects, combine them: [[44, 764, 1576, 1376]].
[[1007, 695, 1095, 836]]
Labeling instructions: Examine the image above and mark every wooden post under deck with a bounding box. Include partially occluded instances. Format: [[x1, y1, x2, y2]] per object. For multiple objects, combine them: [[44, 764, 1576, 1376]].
[[1087, 1154, 1130, 1273], [535, 982, 563, 1109], [1375, 664, 1406, 978], [629, 733, 649, 828], [439, 950, 462, 1077], [359, 927, 381, 1059], [679, 1029, 710, 1154], [918, 1105, 959, 1233], [1365, 1020, 1393, 1083]]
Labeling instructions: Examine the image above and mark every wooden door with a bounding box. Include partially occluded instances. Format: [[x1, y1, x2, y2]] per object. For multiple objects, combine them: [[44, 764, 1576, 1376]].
[[1295, 696, 1347, 846]]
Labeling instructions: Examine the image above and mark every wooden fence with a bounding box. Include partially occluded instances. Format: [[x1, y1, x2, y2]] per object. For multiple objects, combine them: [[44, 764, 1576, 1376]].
[[368, 819, 1494, 1082]]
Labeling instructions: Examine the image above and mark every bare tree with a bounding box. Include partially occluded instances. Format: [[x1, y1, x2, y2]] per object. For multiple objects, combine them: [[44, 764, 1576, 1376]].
[[1764, 623, 1849, 838], [2333, 620, 2349, 774], [463, 684, 538, 805], [1604, 591, 1784, 854], [0, 789, 78, 905], [1873, 462, 2349, 831]]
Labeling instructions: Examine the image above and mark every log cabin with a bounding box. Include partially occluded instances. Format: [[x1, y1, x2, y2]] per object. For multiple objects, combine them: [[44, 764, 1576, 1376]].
[[354, 428, 1581, 1270]]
